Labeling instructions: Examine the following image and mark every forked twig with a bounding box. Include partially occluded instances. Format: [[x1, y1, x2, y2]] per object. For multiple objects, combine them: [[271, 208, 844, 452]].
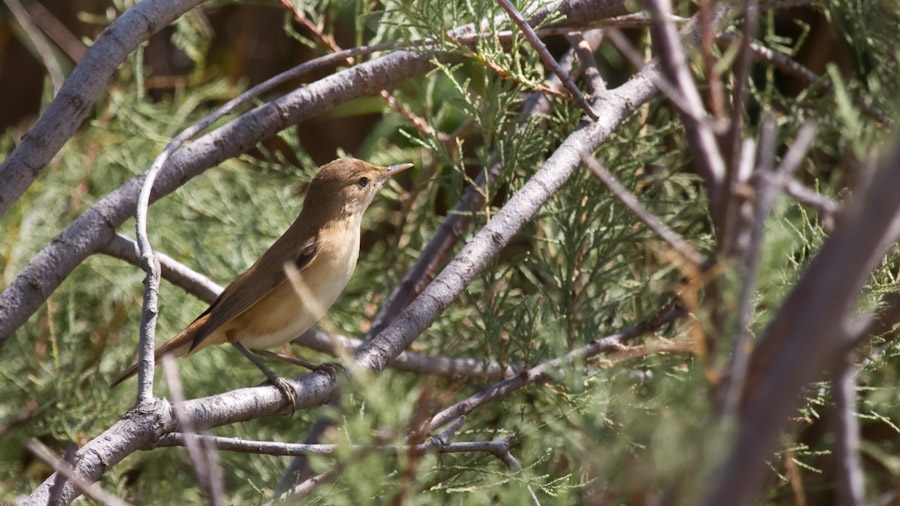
[[496, 0, 599, 120]]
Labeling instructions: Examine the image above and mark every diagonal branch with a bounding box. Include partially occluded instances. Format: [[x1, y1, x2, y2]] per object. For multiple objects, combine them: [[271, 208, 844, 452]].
[[703, 136, 900, 506], [0, 0, 209, 218], [496, 0, 599, 120], [428, 301, 686, 432], [23, 40, 668, 505]]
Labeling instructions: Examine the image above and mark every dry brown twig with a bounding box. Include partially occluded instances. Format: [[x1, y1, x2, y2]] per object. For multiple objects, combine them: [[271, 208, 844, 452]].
[[496, 0, 599, 120]]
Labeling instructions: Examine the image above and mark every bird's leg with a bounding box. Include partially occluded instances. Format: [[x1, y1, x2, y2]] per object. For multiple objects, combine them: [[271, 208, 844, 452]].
[[253, 349, 345, 379], [253, 349, 321, 370], [231, 342, 297, 413]]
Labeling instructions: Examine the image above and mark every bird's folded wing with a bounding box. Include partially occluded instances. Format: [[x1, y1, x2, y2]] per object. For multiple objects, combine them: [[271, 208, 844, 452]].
[[189, 233, 319, 350]]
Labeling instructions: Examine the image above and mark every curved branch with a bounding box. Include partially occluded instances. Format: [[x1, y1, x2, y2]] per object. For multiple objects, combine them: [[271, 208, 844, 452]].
[[0, 2, 628, 347], [0, 0, 208, 217], [23, 48, 666, 505]]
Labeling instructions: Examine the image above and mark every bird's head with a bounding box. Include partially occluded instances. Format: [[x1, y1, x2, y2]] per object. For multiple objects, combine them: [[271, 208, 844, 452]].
[[302, 158, 413, 222]]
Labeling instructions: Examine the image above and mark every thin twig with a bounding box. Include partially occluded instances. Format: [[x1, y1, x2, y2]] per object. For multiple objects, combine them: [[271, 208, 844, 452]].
[[720, 0, 759, 254], [133, 159, 165, 404], [581, 154, 704, 267], [704, 134, 900, 506], [3, 0, 65, 94], [161, 355, 225, 505], [47, 442, 77, 506], [567, 31, 606, 95], [644, 0, 727, 214], [716, 33, 890, 124], [833, 359, 866, 506], [25, 439, 132, 506], [100, 234, 223, 304], [784, 179, 839, 223], [496, 0, 599, 120], [429, 301, 686, 432], [156, 432, 513, 458], [721, 120, 776, 417]]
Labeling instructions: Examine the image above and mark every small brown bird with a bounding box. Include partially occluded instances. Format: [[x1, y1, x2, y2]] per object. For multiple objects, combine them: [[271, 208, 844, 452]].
[[112, 158, 413, 397]]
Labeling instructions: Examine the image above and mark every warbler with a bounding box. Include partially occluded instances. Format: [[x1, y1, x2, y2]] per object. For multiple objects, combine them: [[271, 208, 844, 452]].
[[112, 158, 413, 400]]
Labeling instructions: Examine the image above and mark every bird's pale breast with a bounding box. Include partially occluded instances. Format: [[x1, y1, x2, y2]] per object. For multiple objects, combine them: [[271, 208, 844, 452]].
[[213, 221, 360, 351]]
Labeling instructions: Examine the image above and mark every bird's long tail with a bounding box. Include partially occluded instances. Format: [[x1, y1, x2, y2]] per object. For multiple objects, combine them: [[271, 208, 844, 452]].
[[109, 317, 206, 388]]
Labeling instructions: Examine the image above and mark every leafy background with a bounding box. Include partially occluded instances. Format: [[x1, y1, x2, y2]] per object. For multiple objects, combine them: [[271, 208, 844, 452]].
[[1, 0, 899, 504]]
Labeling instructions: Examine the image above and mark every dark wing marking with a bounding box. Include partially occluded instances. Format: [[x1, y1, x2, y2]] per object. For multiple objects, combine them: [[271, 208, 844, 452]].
[[188, 232, 319, 351]]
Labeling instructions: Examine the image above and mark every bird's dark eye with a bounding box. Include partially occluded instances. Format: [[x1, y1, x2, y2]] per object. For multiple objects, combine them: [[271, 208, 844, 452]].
[[358, 177, 369, 188]]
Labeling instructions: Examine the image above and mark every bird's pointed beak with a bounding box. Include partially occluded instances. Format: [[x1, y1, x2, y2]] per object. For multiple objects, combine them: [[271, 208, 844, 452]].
[[384, 162, 414, 177]]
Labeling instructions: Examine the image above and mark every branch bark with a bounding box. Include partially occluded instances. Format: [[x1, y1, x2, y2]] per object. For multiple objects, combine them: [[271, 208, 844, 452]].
[[0, 0, 208, 217], [23, 37, 668, 505], [703, 137, 900, 506]]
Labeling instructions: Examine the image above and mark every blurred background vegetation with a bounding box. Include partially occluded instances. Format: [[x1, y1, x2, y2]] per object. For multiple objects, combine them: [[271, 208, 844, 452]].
[[1, 0, 899, 504]]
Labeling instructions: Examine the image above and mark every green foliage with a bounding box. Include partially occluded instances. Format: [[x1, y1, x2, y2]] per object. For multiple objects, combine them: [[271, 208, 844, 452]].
[[3, 0, 900, 504]]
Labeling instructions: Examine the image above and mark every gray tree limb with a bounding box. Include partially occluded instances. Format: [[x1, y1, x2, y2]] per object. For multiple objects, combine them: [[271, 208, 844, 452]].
[[0, 0, 208, 218], [22, 41, 668, 504]]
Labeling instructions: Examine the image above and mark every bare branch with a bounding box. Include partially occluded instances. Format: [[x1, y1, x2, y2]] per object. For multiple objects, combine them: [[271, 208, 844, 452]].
[[155, 432, 513, 458], [784, 179, 839, 224], [716, 33, 891, 124], [3, 0, 64, 94], [428, 301, 685, 432], [643, 0, 727, 215], [47, 442, 77, 506], [24, 1, 87, 62], [161, 356, 225, 505], [581, 154, 705, 267], [25, 439, 132, 506], [833, 360, 866, 506], [568, 31, 606, 95], [497, 0, 599, 120], [0, 0, 208, 218], [100, 234, 223, 302]]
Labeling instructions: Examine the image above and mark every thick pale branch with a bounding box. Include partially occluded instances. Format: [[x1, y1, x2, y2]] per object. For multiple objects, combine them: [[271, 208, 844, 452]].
[[24, 45, 667, 505]]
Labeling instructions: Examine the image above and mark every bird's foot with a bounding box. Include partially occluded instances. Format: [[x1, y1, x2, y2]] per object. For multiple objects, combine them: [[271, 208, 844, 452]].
[[270, 377, 298, 416], [312, 361, 346, 379]]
